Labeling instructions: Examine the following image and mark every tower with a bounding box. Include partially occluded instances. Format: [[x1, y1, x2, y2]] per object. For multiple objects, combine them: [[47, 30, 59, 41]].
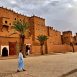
[[62, 31, 72, 44]]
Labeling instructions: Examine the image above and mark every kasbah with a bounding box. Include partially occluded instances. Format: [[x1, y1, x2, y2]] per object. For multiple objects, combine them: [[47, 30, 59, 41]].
[[0, 6, 77, 57]]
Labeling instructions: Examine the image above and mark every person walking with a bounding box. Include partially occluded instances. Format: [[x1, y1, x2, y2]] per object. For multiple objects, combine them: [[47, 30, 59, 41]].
[[17, 50, 26, 72], [27, 45, 30, 55], [26, 45, 30, 55]]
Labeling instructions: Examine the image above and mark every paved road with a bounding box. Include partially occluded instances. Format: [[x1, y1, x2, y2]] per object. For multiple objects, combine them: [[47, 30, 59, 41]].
[[0, 52, 77, 77]]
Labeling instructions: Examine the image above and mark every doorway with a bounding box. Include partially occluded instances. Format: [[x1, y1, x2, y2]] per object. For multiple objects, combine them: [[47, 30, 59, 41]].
[[9, 42, 16, 55], [2, 47, 8, 56]]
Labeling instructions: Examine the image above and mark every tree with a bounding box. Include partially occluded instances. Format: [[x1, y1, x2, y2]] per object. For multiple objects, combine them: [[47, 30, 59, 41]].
[[37, 35, 48, 55], [13, 20, 30, 57], [70, 42, 75, 52]]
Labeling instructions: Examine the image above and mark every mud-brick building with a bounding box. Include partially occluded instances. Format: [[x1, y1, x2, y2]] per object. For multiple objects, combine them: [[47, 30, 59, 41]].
[[0, 7, 77, 56]]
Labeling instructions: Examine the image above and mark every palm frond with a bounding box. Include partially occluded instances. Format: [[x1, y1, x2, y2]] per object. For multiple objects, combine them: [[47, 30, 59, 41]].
[[13, 20, 30, 35], [37, 35, 48, 42]]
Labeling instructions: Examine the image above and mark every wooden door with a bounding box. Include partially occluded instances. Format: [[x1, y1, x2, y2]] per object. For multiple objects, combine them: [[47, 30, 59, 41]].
[[9, 42, 16, 55]]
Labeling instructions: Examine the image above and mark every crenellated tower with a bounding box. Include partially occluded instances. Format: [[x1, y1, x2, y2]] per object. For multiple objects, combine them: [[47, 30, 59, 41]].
[[62, 31, 72, 44]]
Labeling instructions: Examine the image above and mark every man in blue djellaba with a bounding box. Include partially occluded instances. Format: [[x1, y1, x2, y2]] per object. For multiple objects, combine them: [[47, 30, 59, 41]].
[[17, 50, 26, 72]]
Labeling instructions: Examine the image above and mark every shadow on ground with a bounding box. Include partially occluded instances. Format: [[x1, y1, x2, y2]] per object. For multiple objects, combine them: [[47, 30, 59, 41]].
[[60, 69, 77, 77]]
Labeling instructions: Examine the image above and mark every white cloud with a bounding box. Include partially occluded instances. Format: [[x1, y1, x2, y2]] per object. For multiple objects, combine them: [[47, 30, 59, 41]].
[[10, 0, 17, 4], [73, 0, 77, 2], [0, 0, 77, 34], [66, 3, 73, 8]]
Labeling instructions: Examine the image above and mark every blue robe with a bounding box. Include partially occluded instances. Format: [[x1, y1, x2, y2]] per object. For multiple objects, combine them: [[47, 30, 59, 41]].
[[18, 52, 24, 70]]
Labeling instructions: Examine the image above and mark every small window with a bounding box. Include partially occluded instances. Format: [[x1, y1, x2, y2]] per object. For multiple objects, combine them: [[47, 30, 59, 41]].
[[20, 19, 21, 21], [15, 18, 16, 20], [9, 23, 11, 25], [5, 21, 7, 24]]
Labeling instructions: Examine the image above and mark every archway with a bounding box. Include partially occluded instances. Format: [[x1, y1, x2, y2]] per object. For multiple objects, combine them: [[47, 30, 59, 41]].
[[2, 47, 8, 56]]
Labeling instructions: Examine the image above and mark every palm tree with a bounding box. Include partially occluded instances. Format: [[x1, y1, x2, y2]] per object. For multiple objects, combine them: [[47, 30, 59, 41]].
[[70, 42, 75, 52], [37, 35, 48, 55], [13, 20, 30, 57]]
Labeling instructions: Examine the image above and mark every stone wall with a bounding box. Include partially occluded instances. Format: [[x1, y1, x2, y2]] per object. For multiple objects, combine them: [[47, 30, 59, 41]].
[[32, 45, 77, 55], [0, 7, 77, 56]]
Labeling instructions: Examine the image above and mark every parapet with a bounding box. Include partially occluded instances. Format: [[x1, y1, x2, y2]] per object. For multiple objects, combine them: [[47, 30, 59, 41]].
[[47, 26, 53, 30], [62, 31, 72, 35], [0, 6, 28, 17], [30, 15, 45, 20]]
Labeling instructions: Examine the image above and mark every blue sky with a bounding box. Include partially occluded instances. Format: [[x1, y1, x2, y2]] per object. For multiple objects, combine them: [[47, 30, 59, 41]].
[[0, 0, 77, 34]]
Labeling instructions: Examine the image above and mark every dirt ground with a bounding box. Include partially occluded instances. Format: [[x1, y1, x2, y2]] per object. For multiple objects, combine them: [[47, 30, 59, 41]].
[[0, 52, 77, 77]]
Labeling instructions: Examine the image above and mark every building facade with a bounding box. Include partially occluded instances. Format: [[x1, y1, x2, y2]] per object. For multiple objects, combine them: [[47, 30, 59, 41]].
[[0, 7, 77, 56]]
